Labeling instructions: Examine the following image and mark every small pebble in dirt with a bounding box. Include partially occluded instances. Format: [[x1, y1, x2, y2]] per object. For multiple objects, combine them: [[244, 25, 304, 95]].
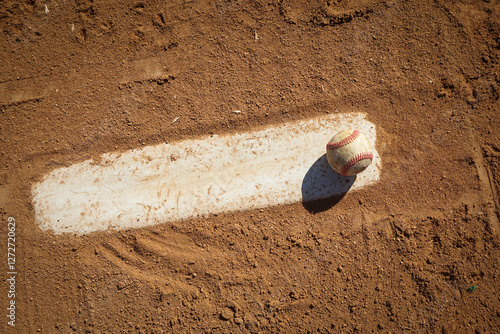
[[220, 307, 233, 321]]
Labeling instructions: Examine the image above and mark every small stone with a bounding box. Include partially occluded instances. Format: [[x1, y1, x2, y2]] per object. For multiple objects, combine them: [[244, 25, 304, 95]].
[[220, 307, 233, 321], [227, 300, 241, 312], [234, 317, 243, 324]]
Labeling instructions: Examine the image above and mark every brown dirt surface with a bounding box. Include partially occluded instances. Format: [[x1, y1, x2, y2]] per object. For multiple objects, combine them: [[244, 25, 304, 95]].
[[1, 0, 500, 333]]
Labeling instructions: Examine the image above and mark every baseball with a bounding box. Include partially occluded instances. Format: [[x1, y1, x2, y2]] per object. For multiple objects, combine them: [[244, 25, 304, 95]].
[[326, 129, 373, 176]]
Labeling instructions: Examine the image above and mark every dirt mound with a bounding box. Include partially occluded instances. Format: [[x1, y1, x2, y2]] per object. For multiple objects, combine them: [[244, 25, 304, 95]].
[[1, 0, 499, 332]]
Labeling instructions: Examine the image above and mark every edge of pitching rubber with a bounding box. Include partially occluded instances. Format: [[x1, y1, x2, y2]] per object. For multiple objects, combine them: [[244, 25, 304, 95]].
[[326, 129, 361, 150], [340, 152, 374, 176]]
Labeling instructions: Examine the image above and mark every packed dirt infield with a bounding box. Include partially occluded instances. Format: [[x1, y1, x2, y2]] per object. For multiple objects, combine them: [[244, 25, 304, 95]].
[[1, 0, 499, 333]]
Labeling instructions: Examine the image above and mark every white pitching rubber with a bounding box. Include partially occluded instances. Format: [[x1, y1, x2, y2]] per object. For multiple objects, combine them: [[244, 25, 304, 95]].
[[32, 113, 380, 234]]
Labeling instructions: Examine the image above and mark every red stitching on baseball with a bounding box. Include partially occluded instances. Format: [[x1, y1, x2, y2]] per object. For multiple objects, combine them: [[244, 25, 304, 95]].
[[326, 130, 361, 150], [340, 152, 373, 176]]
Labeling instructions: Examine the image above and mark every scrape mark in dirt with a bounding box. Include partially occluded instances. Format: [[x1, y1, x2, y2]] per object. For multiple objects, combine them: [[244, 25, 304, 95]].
[[278, 0, 384, 26], [483, 144, 500, 219], [0, 77, 56, 105], [466, 120, 500, 235]]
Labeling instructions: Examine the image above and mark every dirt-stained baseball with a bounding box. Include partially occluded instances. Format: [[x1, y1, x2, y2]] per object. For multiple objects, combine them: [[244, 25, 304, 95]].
[[326, 129, 373, 176]]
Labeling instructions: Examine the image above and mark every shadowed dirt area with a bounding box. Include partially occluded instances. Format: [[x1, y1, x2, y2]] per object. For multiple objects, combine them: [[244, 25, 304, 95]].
[[1, 0, 499, 333]]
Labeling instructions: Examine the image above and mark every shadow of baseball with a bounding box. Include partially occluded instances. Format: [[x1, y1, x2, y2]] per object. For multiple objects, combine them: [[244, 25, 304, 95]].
[[301, 154, 355, 213]]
